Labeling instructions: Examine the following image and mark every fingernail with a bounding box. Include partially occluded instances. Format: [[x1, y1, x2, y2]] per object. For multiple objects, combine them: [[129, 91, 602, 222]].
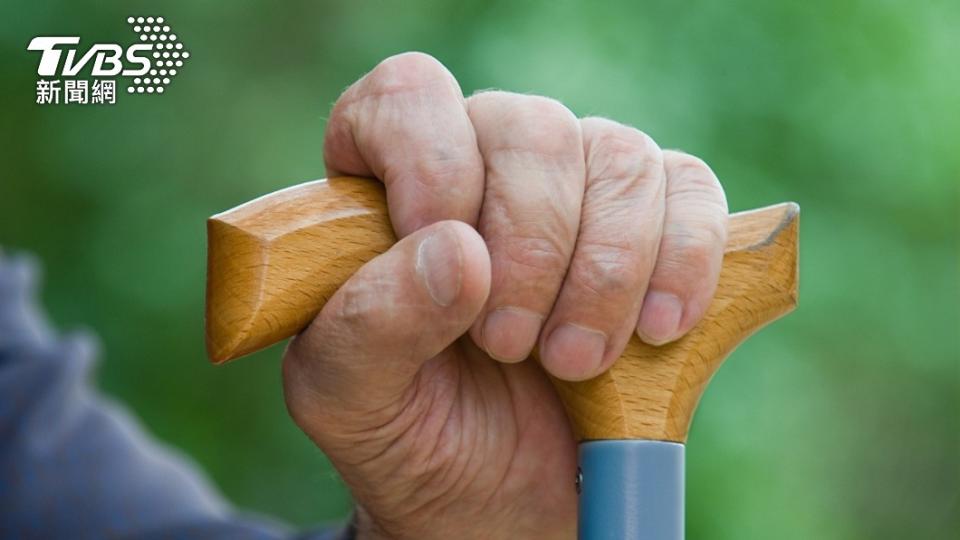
[[542, 323, 607, 381], [636, 291, 683, 345], [482, 307, 543, 362], [416, 229, 462, 307]]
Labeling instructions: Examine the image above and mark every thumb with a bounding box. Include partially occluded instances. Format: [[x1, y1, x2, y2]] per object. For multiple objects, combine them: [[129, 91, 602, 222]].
[[282, 220, 490, 431]]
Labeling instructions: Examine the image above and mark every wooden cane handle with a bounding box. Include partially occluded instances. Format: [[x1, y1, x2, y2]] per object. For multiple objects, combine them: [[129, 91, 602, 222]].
[[206, 176, 799, 442]]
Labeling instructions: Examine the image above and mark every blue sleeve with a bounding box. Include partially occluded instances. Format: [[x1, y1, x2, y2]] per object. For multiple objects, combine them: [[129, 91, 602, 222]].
[[0, 252, 354, 540]]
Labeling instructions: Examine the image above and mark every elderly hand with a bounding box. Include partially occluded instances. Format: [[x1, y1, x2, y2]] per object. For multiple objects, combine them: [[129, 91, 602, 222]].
[[282, 52, 727, 539]]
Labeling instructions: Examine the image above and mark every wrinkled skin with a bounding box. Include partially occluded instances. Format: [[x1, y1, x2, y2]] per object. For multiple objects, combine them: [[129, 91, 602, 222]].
[[282, 52, 728, 539]]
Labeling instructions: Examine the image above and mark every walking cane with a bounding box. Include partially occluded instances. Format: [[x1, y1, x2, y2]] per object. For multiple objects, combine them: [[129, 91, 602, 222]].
[[205, 176, 799, 539]]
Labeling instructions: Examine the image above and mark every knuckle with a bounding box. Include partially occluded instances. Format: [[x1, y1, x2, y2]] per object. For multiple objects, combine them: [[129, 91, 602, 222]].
[[665, 151, 712, 176], [337, 278, 394, 332], [406, 148, 484, 190], [665, 152, 719, 189], [365, 52, 454, 97], [662, 229, 722, 274], [665, 151, 728, 212], [501, 232, 571, 277], [513, 96, 580, 146], [571, 242, 644, 300], [472, 92, 581, 159], [519, 95, 578, 124], [583, 118, 663, 183], [584, 117, 659, 155]]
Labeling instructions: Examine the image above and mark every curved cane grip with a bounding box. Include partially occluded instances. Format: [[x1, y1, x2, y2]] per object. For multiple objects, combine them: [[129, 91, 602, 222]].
[[206, 176, 798, 442]]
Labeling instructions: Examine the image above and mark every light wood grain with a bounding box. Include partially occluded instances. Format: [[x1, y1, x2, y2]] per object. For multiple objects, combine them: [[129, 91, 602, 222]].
[[206, 176, 798, 442], [550, 203, 799, 442], [206, 177, 396, 362]]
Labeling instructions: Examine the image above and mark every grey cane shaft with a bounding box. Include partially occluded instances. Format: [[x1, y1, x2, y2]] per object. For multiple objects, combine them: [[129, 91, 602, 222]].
[[578, 440, 684, 540]]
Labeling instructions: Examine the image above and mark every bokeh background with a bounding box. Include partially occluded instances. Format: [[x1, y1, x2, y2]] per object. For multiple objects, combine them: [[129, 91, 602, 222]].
[[2, 1, 957, 538]]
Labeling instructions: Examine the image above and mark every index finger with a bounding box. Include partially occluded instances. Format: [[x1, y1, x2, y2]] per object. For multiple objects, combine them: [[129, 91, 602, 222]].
[[323, 52, 484, 236]]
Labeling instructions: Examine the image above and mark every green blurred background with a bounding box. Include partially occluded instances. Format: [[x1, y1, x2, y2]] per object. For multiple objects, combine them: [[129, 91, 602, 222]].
[[2, 0, 957, 538]]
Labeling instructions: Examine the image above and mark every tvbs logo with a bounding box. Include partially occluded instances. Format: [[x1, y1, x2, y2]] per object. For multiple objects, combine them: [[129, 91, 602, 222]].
[[28, 37, 152, 77], [27, 16, 190, 105]]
